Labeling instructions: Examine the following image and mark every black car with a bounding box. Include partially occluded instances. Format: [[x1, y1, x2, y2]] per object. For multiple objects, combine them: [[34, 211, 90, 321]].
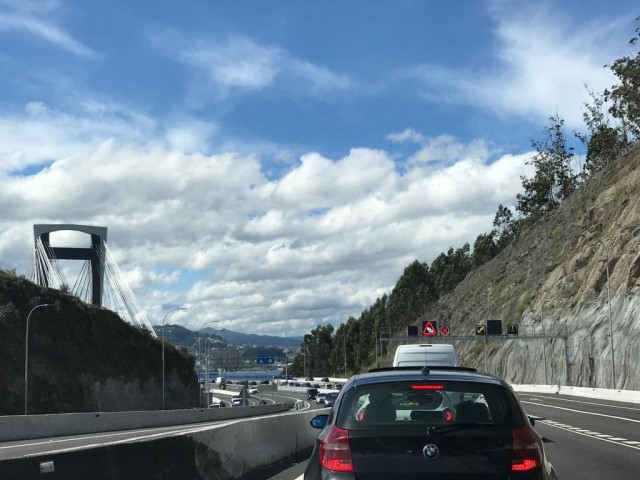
[[304, 366, 558, 480], [307, 388, 319, 400]]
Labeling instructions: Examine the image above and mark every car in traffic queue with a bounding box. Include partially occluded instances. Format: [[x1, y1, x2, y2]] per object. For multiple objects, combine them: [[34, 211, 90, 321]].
[[307, 388, 319, 400], [324, 392, 339, 408], [304, 366, 558, 480], [316, 392, 327, 404], [248, 387, 259, 394]]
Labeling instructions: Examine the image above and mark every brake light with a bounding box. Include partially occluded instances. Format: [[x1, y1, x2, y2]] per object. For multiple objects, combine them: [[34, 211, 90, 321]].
[[512, 426, 543, 472], [319, 425, 354, 472], [412, 385, 444, 390]]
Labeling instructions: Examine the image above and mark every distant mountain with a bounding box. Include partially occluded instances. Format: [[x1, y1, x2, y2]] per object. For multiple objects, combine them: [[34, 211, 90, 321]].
[[152, 324, 227, 349], [202, 328, 303, 348], [153, 324, 302, 349]]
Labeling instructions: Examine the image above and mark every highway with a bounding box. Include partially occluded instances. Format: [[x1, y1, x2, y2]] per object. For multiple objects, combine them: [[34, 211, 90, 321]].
[[0, 389, 321, 462], [2, 387, 637, 480], [251, 392, 640, 480]]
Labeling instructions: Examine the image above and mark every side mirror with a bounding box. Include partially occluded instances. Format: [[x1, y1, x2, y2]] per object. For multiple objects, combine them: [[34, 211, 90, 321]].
[[310, 414, 329, 429], [528, 415, 535, 427]]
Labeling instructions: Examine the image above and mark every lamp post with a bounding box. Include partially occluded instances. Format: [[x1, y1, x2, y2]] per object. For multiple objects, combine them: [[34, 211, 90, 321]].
[[198, 320, 222, 407], [596, 239, 616, 389], [205, 334, 217, 407], [162, 307, 188, 410], [25, 303, 54, 415]]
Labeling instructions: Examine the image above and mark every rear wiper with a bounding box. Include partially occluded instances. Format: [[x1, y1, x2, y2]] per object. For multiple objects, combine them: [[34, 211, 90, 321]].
[[427, 422, 498, 435]]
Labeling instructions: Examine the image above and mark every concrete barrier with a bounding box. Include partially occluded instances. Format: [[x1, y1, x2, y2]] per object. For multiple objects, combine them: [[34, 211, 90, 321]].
[[189, 408, 320, 479], [510, 384, 640, 404], [557, 385, 640, 404], [0, 403, 292, 443], [511, 384, 560, 394]]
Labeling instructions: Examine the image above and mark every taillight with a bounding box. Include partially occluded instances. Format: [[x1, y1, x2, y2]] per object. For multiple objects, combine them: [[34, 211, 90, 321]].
[[512, 426, 543, 472], [319, 425, 354, 472], [412, 384, 444, 390]]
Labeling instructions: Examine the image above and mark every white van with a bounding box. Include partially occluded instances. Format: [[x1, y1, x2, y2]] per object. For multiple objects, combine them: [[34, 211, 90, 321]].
[[393, 344, 460, 367]]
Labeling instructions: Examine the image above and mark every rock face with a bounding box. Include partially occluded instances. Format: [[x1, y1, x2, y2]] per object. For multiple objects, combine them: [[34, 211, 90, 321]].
[[0, 274, 199, 415], [417, 146, 640, 389]]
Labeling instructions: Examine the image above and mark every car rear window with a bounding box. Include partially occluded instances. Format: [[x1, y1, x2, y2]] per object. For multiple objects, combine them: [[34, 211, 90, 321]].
[[336, 380, 522, 430]]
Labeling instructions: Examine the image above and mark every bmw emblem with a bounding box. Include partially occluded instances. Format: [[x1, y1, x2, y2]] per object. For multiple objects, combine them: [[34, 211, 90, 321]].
[[423, 443, 439, 459]]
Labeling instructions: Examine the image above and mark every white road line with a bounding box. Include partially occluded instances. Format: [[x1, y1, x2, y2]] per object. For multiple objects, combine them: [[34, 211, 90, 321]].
[[623, 441, 640, 445], [523, 394, 640, 412], [295, 475, 304, 480], [538, 421, 640, 451], [521, 401, 640, 424]]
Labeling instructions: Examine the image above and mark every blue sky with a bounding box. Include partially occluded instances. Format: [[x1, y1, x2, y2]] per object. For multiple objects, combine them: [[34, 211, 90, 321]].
[[0, 0, 637, 336]]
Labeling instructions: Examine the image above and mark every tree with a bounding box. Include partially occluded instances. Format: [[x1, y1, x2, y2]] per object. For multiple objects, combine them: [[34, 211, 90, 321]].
[[430, 244, 472, 296], [386, 260, 438, 335], [604, 17, 640, 143], [471, 231, 498, 268], [576, 87, 624, 177], [517, 115, 577, 219]]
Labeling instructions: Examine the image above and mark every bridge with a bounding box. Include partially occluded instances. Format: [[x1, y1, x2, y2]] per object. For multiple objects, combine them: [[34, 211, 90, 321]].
[[29, 223, 156, 336]]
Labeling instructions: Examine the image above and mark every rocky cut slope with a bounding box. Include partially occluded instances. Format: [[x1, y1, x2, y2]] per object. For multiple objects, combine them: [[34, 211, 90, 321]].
[[417, 146, 640, 389], [0, 273, 200, 415]]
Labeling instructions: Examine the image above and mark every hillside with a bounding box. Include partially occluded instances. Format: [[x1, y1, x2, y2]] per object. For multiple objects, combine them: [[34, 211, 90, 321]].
[[204, 328, 302, 348], [0, 273, 200, 415], [414, 146, 640, 389]]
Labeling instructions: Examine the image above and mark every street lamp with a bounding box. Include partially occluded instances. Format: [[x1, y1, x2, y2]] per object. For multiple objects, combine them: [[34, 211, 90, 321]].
[[198, 320, 222, 407], [204, 334, 217, 407], [596, 239, 616, 389], [25, 303, 54, 415], [162, 307, 188, 410]]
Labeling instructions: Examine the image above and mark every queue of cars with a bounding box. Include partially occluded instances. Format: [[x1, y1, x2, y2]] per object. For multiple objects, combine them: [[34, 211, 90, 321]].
[[303, 345, 559, 480]]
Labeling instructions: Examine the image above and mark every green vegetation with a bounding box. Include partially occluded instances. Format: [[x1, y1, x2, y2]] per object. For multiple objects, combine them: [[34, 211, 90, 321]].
[[0, 271, 199, 415]]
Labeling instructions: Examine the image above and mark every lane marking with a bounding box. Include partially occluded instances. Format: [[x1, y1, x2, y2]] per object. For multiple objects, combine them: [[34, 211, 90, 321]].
[[538, 421, 640, 451], [522, 401, 640, 424], [521, 394, 640, 412]]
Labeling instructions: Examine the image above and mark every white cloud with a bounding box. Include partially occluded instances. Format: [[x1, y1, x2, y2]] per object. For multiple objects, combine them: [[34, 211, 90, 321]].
[[0, 122, 533, 336], [409, 4, 627, 127], [0, 2, 96, 58], [149, 30, 352, 98], [387, 128, 426, 144]]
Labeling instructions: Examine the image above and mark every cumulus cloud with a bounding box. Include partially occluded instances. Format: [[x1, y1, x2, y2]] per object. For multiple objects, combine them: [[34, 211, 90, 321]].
[[0, 123, 533, 336], [409, 3, 627, 127]]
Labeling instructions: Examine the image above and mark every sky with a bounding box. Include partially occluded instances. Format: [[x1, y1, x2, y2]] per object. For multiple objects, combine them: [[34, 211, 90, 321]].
[[0, 0, 637, 336]]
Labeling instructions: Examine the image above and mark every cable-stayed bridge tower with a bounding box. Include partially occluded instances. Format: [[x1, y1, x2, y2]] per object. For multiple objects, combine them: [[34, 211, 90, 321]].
[[31, 224, 155, 336]]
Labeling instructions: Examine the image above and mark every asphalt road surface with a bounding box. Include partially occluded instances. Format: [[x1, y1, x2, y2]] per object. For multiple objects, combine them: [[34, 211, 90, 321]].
[[250, 392, 640, 480]]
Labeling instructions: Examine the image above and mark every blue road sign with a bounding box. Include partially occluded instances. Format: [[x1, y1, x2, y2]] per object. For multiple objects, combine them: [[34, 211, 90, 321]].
[[256, 355, 275, 365]]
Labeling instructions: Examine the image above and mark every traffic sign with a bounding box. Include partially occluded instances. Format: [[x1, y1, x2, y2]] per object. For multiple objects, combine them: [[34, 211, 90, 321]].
[[487, 320, 503, 335], [422, 320, 437, 336], [507, 324, 519, 335], [440, 325, 450, 336], [475, 325, 486, 335], [407, 325, 419, 336], [256, 355, 275, 365]]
